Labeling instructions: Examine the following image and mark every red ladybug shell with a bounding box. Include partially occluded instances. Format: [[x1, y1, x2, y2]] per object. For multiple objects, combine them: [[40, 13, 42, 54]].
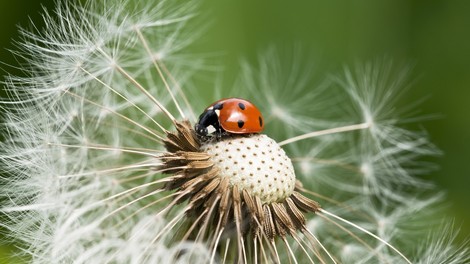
[[210, 98, 264, 134]]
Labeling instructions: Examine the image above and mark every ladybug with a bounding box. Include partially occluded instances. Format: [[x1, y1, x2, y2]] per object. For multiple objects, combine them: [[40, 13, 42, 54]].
[[195, 98, 264, 138]]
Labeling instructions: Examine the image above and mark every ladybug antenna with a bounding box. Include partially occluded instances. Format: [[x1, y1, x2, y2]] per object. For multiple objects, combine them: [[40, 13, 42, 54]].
[[134, 27, 193, 121]]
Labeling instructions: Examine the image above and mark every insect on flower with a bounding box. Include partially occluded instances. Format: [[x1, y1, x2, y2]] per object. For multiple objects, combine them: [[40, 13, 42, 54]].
[[195, 98, 265, 139]]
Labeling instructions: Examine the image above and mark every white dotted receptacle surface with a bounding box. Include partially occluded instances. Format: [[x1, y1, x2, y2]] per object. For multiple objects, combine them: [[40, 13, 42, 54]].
[[201, 134, 296, 204]]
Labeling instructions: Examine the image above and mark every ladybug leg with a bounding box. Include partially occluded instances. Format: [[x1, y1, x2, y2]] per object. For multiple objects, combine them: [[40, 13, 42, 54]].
[[213, 122, 224, 140]]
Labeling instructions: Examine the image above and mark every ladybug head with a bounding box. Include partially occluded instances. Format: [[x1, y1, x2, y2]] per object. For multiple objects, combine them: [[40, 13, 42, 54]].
[[195, 107, 222, 138], [195, 123, 208, 137]]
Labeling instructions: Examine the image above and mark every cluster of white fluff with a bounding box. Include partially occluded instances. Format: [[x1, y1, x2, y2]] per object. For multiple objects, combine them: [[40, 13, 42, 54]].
[[0, 0, 467, 263]]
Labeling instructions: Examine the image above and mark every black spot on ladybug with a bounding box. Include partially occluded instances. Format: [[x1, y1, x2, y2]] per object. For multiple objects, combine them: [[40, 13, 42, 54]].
[[213, 103, 224, 110], [237, 120, 245, 128], [259, 116, 263, 127], [238, 102, 246, 110]]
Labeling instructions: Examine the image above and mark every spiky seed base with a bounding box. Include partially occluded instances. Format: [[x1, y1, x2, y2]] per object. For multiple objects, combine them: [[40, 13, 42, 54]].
[[159, 120, 320, 242]]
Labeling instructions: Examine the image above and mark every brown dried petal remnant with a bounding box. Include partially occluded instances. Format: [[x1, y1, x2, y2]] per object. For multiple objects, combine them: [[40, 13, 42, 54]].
[[159, 120, 320, 248]]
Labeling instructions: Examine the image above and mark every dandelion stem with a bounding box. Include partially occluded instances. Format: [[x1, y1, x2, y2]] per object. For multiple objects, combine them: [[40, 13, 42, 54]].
[[278, 122, 370, 146], [319, 209, 412, 264]]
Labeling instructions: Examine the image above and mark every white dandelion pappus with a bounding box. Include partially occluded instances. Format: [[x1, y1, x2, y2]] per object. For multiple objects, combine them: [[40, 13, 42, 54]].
[[0, 0, 468, 264]]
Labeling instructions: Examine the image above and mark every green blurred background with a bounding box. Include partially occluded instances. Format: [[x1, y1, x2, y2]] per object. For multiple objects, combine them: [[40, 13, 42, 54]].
[[1, 0, 469, 262]]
